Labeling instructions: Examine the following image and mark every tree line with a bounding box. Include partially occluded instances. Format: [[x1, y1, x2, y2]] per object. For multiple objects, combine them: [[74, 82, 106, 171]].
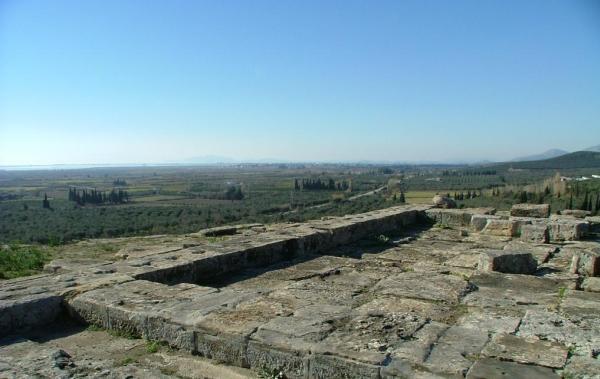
[[294, 178, 350, 191], [68, 187, 129, 205], [442, 170, 497, 177]]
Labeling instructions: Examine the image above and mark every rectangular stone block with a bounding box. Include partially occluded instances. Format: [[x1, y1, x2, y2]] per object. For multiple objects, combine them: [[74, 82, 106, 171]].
[[246, 341, 307, 379], [467, 358, 560, 379], [570, 250, 600, 277], [309, 353, 380, 379], [481, 333, 568, 368], [470, 215, 501, 232], [0, 295, 63, 337], [520, 224, 549, 243], [478, 250, 537, 274], [426, 208, 495, 228], [549, 219, 589, 241], [510, 203, 550, 218], [195, 330, 248, 368], [481, 219, 518, 237]]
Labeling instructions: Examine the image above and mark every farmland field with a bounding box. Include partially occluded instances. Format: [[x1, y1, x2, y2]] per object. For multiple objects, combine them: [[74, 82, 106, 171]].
[[1, 161, 599, 245]]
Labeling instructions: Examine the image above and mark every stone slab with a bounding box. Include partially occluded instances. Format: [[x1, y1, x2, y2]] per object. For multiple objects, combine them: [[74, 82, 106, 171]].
[[466, 358, 560, 379], [481, 333, 568, 368]]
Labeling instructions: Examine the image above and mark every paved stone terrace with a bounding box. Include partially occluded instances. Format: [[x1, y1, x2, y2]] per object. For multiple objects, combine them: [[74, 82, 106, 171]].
[[1, 205, 600, 378]]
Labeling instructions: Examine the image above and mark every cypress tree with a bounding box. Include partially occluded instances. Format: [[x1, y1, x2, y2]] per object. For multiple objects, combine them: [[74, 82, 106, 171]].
[[580, 192, 589, 211], [568, 193, 573, 210], [42, 193, 50, 209]]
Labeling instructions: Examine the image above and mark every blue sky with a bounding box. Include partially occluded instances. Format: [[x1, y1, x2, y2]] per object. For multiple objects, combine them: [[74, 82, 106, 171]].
[[1, 0, 599, 165]]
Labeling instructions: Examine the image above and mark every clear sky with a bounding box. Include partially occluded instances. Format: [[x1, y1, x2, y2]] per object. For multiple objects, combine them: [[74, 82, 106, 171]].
[[1, 0, 599, 165]]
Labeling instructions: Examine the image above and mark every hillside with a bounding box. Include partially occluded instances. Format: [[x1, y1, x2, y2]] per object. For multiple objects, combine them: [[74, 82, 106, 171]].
[[494, 151, 600, 170], [511, 148, 568, 162]]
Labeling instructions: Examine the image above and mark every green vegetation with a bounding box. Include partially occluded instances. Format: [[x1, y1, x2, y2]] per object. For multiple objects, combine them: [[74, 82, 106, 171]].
[[146, 340, 160, 353], [0, 244, 50, 279], [1, 152, 599, 280]]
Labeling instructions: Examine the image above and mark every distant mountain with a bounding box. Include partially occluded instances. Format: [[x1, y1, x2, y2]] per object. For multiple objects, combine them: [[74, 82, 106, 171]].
[[511, 149, 569, 162], [584, 145, 600, 152], [494, 151, 600, 170]]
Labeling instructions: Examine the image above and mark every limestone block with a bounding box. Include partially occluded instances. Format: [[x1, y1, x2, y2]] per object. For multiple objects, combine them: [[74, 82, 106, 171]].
[[569, 249, 599, 276], [520, 224, 549, 243], [510, 203, 550, 218], [0, 295, 63, 337], [424, 326, 489, 376], [466, 358, 560, 379], [582, 277, 600, 292], [560, 209, 591, 218], [481, 219, 517, 237], [375, 272, 474, 304], [481, 333, 568, 368], [478, 250, 537, 274], [309, 354, 380, 379], [432, 194, 456, 209], [426, 208, 495, 228], [549, 219, 589, 241], [470, 214, 500, 232]]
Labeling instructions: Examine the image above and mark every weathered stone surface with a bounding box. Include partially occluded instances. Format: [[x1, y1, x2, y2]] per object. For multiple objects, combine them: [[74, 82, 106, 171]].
[[466, 358, 560, 379], [432, 194, 456, 209], [549, 218, 589, 241], [519, 224, 549, 243], [2, 205, 599, 379], [582, 277, 600, 292], [481, 333, 568, 368], [0, 294, 63, 337], [470, 214, 501, 232], [309, 354, 380, 379], [517, 309, 600, 357], [457, 311, 521, 335], [193, 223, 264, 237], [510, 203, 550, 218], [560, 209, 592, 218], [424, 326, 489, 376], [481, 219, 517, 237], [478, 250, 537, 274], [425, 207, 495, 227], [375, 272, 474, 304], [570, 248, 600, 276], [463, 273, 562, 310]]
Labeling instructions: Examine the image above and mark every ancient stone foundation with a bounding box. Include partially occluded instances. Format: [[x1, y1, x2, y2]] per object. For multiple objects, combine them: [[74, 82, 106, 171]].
[[1, 204, 599, 378]]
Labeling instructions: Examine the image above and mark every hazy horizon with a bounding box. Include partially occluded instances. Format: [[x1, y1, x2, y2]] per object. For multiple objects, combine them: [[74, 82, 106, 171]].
[[1, 0, 600, 166]]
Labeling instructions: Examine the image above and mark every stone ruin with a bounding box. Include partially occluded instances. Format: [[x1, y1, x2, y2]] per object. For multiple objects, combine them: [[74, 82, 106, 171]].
[[1, 203, 599, 378]]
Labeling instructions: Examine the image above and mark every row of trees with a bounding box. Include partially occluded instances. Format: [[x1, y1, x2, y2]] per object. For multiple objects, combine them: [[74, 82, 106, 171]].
[[568, 191, 600, 212], [453, 190, 481, 200], [442, 170, 497, 176], [294, 178, 350, 191], [68, 187, 129, 205]]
